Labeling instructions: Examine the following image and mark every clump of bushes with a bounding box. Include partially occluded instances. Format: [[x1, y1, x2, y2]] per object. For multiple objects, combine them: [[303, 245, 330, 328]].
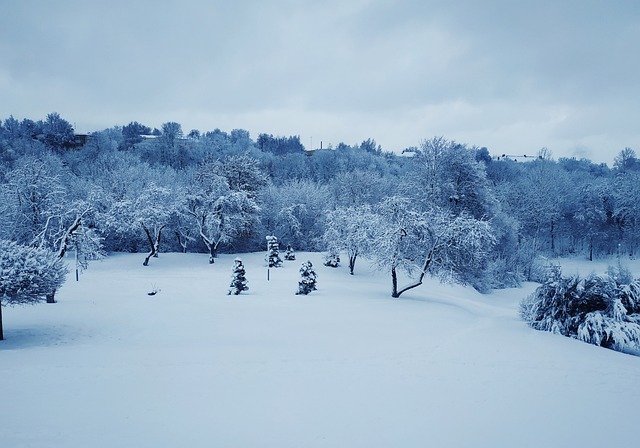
[[323, 250, 340, 268], [521, 266, 640, 355]]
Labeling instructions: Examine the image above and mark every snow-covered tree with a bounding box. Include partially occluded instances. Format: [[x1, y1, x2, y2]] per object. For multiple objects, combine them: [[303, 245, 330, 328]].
[[2, 154, 67, 246], [613, 147, 640, 173], [329, 169, 393, 207], [228, 258, 249, 295], [612, 170, 640, 258], [264, 152, 311, 183], [218, 154, 268, 199], [266, 235, 283, 267], [284, 244, 296, 261], [0, 240, 68, 340], [501, 157, 572, 256], [42, 112, 75, 152], [120, 121, 151, 150], [169, 208, 198, 253], [370, 197, 495, 298], [572, 179, 612, 261], [46, 202, 104, 285], [296, 261, 317, 295], [107, 182, 175, 266], [138, 186, 174, 266], [63, 128, 120, 176], [65, 222, 105, 280], [401, 137, 496, 219], [87, 151, 165, 252], [259, 179, 332, 250], [186, 161, 260, 263], [323, 205, 376, 275], [1, 157, 103, 299]]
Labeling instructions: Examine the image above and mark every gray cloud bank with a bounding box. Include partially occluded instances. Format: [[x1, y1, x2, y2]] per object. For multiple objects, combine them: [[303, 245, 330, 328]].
[[1, 0, 639, 164]]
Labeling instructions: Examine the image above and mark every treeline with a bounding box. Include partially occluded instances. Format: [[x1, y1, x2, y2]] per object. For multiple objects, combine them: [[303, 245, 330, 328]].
[[1, 113, 639, 291]]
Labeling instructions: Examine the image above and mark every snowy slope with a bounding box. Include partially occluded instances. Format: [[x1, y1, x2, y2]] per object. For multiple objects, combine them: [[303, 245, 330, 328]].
[[2, 252, 639, 448]]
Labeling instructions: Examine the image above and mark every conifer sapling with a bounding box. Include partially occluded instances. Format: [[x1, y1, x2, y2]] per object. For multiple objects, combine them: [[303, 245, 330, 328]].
[[265, 235, 283, 268], [296, 261, 317, 295], [323, 250, 340, 268], [228, 257, 249, 295], [285, 244, 296, 261]]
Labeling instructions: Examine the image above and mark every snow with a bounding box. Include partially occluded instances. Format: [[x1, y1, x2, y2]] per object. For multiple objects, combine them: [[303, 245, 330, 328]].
[[2, 253, 640, 447]]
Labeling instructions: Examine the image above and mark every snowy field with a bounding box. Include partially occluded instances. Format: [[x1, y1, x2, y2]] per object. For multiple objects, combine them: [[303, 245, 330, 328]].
[[2, 252, 640, 448]]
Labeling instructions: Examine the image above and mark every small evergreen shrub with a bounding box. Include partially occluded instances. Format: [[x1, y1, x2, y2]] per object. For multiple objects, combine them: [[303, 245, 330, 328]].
[[521, 267, 640, 355], [265, 235, 283, 268], [296, 261, 317, 295], [228, 257, 249, 295], [323, 251, 340, 268], [284, 245, 296, 261]]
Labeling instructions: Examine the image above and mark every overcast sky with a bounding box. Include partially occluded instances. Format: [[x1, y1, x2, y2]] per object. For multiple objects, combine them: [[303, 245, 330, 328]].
[[1, 0, 638, 164]]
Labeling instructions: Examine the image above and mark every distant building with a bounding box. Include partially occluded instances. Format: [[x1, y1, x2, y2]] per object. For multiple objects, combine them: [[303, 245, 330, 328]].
[[73, 133, 90, 147]]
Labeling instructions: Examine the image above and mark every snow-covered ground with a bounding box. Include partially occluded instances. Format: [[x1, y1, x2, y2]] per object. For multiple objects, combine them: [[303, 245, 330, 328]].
[[2, 252, 640, 448]]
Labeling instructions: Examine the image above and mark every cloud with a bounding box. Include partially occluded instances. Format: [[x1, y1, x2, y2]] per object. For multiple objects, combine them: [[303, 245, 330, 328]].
[[1, 0, 639, 165]]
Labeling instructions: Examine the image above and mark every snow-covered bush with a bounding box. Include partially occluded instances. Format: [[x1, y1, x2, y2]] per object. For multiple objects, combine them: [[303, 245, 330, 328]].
[[228, 257, 248, 295], [296, 261, 317, 295], [323, 251, 340, 268], [0, 240, 68, 305], [265, 235, 283, 267], [620, 280, 640, 314], [0, 240, 68, 340], [284, 245, 296, 261], [521, 268, 640, 355]]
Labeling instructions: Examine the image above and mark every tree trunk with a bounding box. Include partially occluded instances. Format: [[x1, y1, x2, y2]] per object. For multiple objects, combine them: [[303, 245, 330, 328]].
[[550, 219, 555, 255], [391, 253, 434, 299], [349, 254, 357, 275], [142, 223, 165, 266], [46, 290, 56, 304], [391, 267, 399, 298], [197, 229, 216, 264], [175, 231, 188, 253], [209, 244, 217, 264], [142, 223, 155, 266]]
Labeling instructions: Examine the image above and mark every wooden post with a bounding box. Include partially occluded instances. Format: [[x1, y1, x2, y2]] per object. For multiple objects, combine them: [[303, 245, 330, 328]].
[[0, 300, 4, 341]]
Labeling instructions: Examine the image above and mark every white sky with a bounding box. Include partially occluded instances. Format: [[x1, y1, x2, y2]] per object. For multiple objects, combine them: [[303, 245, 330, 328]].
[[1, 0, 639, 164]]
